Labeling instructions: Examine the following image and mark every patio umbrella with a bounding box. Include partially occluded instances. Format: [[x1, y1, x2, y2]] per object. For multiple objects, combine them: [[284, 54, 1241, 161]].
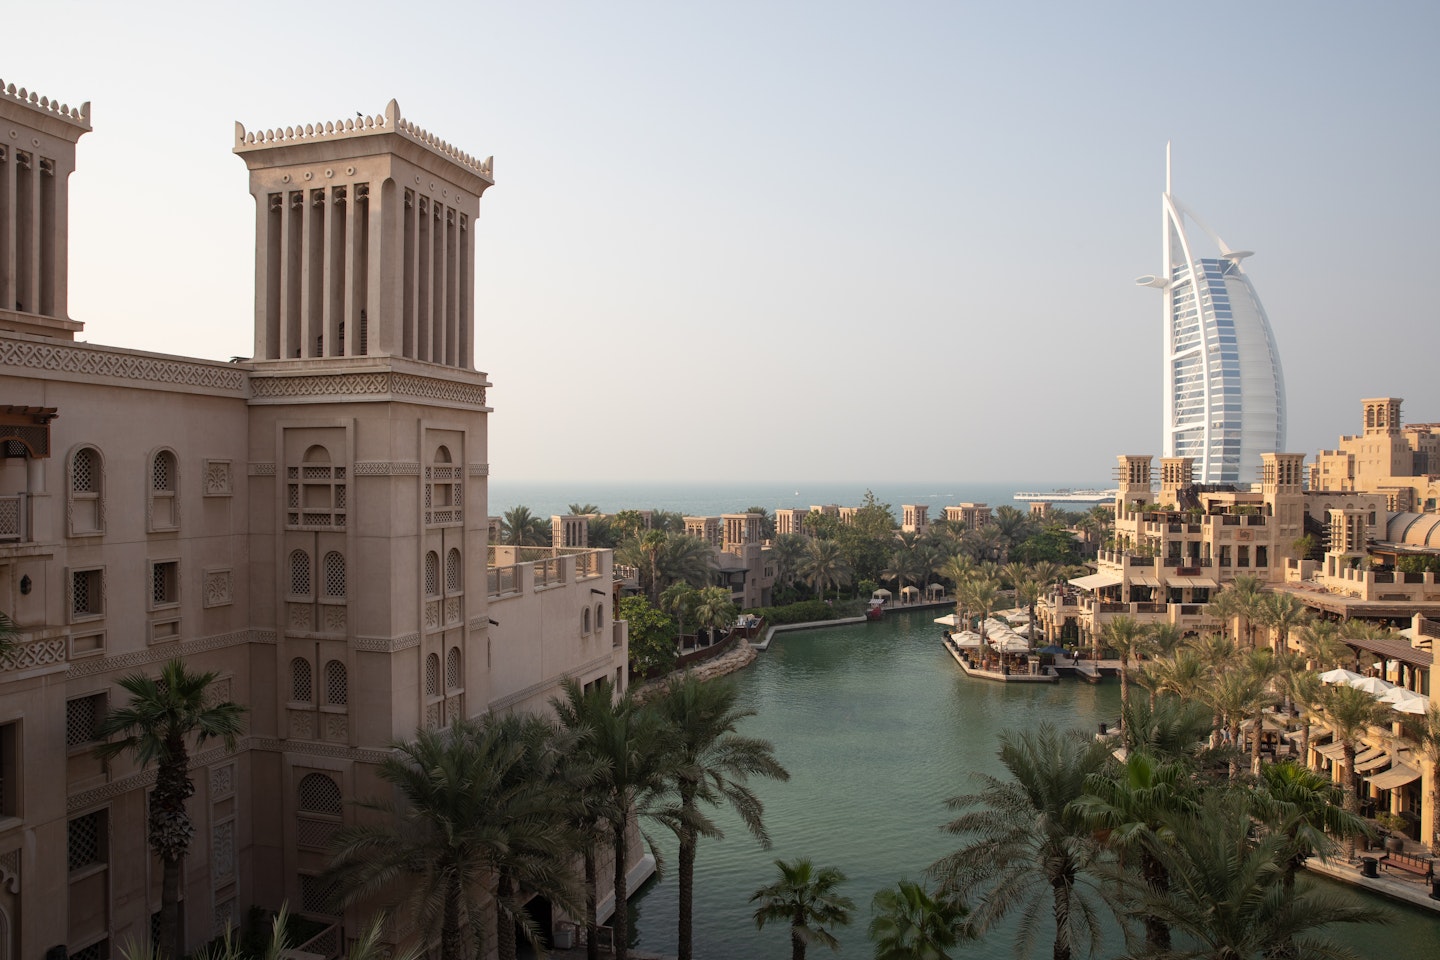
[[934, 614, 960, 628], [949, 630, 983, 649], [1378, 686, 1425, 705], [1319, 668, 1364, 684], [1347, 676, 1395, 696], [1391, 695, 1431, 715]]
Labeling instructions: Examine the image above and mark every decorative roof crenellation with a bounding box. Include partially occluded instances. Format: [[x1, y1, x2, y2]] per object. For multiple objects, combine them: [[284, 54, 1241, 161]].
[[234, 98, 492, 181], [0, 79, 91, 129]]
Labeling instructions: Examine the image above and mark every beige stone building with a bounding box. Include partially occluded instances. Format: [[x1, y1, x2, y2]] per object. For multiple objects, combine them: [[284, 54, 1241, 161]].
[[0, 82, 629, 958], [1311, 397, 1440, 512]]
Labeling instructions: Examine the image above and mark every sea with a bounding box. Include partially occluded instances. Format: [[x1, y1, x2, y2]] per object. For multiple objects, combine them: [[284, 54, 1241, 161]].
[[486, 480, 1111, 523]]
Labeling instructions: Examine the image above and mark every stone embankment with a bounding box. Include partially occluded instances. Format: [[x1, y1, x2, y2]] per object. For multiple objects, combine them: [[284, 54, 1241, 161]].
[[632, 640, 757, 702]]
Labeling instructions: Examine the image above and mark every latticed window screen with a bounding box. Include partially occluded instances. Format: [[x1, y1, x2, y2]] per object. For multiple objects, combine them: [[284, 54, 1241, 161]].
[[72, 447, 97, 493], [324, 660, 348, 706], [299, 874, 337, 915], [291, 658, 313, 703], [290, 550, 311, 596], [66, 693, 106, 747], [297, 773, 343, 815], [152, 451, 175, 492], [286, 447, 347, 528], [425, 653, 440, 696], [68, 809, 106, 871], [72, 568, 103, 617], [424, 552, 439, 597], [445, 549, 461, 593], [152, 561, 178, 606], [445, 647, 461, 690], [70, 942, 107, 960], [323, 552, 346, 598]]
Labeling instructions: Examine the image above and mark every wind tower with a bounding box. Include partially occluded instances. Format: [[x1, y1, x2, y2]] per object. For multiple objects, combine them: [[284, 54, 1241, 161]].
[[1137, 145, 1286, 484]]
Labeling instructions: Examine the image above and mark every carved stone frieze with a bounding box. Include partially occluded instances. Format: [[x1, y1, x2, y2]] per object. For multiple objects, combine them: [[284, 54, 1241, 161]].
[[66, 628, 255, 678], [249, 462, 276, 476], [249, 371, 487, 407], [353, 461, 421, 476], [68, 740, 244, 813], [0, 636, 67, 672], [0, 339, 246, 392]]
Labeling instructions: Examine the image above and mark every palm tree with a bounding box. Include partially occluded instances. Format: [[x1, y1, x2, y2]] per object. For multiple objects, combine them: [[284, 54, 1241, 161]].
[[660, 581, 701, 642], [568, 503, 602, 516], [1253, 760, 1369, 897], [868, 879, 971, 960], [691, 585, 737, 645], [745, 506, 777, 540], [1288, 668, 1325, 769], [552, 681, 617, 960], [651, 674, 790, 960], [772, 533, 809, 588], [1258, 590, 1310, 654], [1100, 616, 1149, 748], [957, 576, 1000, 653], [552, 678, 671, 960], [657, 533, 719, 595], [1315, 683, 1389, 858], [928, 723, 1111, 960], [1122, 790, 1381, 960], [324, 714, 583, 960], [1073, 751, 1197, 954], [1239, 648, 1280, 777], [618, 529, 668, 603], [500, 505, 550, 546], [95, 659, 246, 960], [751, 858, 855, 960], [1297, 619, 1353, 671], [1205, 668, 1267, 779], [799, 538, 852, 600], [1399, 701, 1440, 855]]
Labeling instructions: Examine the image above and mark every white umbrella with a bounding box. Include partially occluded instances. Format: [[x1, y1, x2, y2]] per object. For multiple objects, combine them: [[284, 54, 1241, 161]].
[[993, 635, 1032, 654], [1347, 676, 1395, 696], [949, 630, 983, 649], [1391, 695, 1431, 715], [1319, 668, 1364, 685], [934, 614, 961, 628], [1378, 686, 1425, 705]]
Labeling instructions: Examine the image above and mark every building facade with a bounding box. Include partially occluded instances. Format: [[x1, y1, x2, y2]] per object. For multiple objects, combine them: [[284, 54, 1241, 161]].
[[0, 82, 629, 958], [1138, 147, 1286, 484]]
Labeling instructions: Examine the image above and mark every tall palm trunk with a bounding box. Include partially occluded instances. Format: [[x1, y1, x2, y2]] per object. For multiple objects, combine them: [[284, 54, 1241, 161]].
[[584, 845, 599, 960], [791, 906, 807, 960], [496, 874, 518, 960], [1140, 851, 1172, 953], [612, 815, 631, 960], [677, 783, 698, 960], [1251, 704, 1266, 777], [153, 734, 192, 959], [441, 874, 464, 960], [1050, 873, 1073, 960], [1341, 747, 1359, 860], [1118, 655, 1131, 748]]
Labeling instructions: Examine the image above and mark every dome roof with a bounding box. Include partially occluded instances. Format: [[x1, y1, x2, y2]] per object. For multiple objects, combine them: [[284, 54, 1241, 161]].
[[1384, 512, 1440, 548]]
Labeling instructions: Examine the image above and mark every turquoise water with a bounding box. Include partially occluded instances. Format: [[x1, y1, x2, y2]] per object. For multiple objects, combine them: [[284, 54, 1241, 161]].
[[629, 608, 1439, 959]]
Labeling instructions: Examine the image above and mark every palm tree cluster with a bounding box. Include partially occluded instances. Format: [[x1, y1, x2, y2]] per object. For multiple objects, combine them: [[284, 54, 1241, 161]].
[[325, 673, 787, 960], [931, 712, 1383, 960]]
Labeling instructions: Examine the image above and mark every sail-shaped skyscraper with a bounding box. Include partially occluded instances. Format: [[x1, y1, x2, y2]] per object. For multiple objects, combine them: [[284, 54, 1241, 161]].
[[1138, 147, 1286, 484]]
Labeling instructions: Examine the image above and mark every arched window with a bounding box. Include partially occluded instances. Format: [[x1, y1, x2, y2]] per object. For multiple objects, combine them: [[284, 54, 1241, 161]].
[[149, 449, 178, 530], [291, 658, 313, 703], [68, 445, 105, 535], [595, 602, 605, 633], [425, 653, 440, 697], [323, 552, 346, 598], [297, 773, 342, 816], [425, 444, 462, 525], [290, 550, 312, 597], [445, 548, 462, 594], [582, 607, 592, 635], [425, 551, 440, 597], [445, 646, 461, 691], [288, 444, 347, 529], [324, 659, 348, 706]]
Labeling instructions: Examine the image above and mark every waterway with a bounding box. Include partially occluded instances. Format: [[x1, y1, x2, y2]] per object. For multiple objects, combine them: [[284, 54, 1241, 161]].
[[629, 608, 1438, 959]]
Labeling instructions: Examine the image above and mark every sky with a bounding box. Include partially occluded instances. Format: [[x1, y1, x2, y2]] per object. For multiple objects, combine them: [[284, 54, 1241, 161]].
[[7, 1, 1438, 485]]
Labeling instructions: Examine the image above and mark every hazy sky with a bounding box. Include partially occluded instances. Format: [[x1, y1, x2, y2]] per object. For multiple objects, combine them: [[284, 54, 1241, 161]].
[[8, 2, 1438, 484]]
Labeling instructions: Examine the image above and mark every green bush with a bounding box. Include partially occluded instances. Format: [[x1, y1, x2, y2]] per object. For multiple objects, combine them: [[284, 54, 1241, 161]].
[[747, 599, 835, 625]]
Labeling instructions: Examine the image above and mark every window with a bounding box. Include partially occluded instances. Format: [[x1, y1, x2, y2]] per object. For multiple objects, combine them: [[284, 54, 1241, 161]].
[[445, 647, 461, 691], [445, 549, 461, 594], [68, 446, 105, 535], [299, 874, 337, 916], [323, 552, 346, 598], [286, 445, 347, 529], [291, 658, 313, 704], [66, 693, 108, 748], [0, 721, 17, 818], [324, 660, 347, 706], [424, 552, 439, 597], [425, 445, 462, 526], [595, 602, 605, 633], [71, 568, 105, 620], [149, 449, 178, 530], [151, 560, 179, 608], [289, 550, 312, 597], [297, 773, 342, 816], [425, 653, 439, 697], [68, 809, 108, 872], [582, 607, 591, 635]]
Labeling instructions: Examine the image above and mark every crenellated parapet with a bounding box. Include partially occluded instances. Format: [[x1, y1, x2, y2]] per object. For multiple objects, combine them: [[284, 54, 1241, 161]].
[[0, 79, 91, 130], [234, 98, 492, 181]]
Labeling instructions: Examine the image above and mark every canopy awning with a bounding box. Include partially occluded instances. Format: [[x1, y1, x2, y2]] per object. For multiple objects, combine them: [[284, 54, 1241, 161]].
[[1284, 724, 1331, 744], [1356, 751, 1392, 773], [1315, 741, 1349, 762], [1366, 762, 1422, 790], [1129, 572, 1160, 587], [1167, 575, 1218, 589], [1069, 572, 1122, 591]]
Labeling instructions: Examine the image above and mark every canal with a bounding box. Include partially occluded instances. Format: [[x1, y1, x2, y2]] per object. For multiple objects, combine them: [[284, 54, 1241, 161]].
[[629, 607, 1439, 958]]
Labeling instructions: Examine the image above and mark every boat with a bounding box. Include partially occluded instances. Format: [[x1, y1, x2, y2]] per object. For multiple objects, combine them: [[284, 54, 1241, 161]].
[[865, 599, 885, 621], [1012, 488, 1117, 504]]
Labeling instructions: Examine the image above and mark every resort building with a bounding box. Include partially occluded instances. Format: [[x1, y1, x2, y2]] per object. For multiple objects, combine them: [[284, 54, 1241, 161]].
[[0, 81, 630, 958], [901, 504, 929, 534], [774, 507, 806, 536], [1137, 146, 1286, 484], [1310, 398, 1440, 512], [943, 503, 991, 530]]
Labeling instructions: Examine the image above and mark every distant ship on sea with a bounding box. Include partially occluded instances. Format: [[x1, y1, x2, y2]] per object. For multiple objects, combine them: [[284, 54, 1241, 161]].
[[1012, 488, 1117, 504]]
